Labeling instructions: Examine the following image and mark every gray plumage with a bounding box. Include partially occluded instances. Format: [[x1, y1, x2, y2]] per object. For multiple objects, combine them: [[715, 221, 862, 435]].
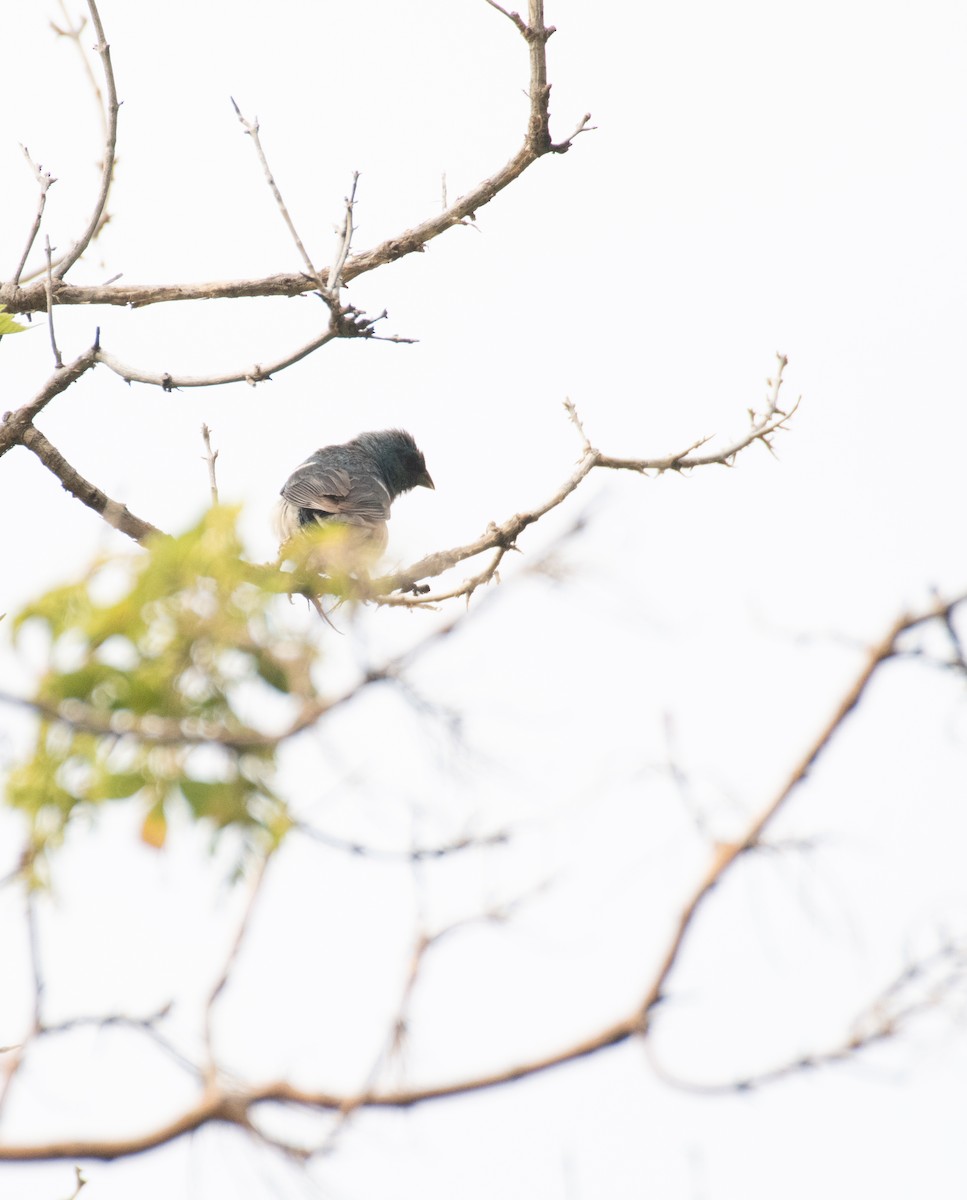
[[276, 429, 434, 572]]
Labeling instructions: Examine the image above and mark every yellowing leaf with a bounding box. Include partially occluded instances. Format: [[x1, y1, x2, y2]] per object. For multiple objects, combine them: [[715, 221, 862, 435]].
[[140, 805, 167, 849]]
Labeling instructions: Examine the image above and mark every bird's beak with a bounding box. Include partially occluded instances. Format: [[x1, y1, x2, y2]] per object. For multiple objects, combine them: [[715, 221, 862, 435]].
[[421, 472, 435, 490]]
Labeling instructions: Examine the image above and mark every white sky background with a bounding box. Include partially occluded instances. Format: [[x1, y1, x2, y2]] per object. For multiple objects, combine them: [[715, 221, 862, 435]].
[[2, 1, 967, 1197]]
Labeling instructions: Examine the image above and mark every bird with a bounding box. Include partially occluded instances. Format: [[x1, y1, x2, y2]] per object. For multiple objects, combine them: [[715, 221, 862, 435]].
[[275, 429, 434, 575]]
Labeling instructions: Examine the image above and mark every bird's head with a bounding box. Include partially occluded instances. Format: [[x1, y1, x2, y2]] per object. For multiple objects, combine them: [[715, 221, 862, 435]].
[[364, 429, 434, 497]]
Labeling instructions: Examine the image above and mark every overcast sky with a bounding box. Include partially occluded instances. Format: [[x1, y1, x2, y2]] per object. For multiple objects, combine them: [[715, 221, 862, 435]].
[[2, 2, 967, 1198]]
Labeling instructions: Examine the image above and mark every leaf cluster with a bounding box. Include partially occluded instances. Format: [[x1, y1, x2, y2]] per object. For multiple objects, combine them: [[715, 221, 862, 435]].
[[5, 508, 321, 856]]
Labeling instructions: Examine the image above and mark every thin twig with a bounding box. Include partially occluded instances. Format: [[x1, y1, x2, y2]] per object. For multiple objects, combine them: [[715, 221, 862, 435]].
[[321, 885, 542, 1150], [44, 238, 62, 368], [482, 0, 529, 36], [375, 546, 511, 609], [202, 850, 275, 1081], [39, 1003, 199, 1080], [230, 98, 325, 291], [327, 173, 360, 296], [66, 1165, 87, 1200], [53, 0, 119, 281], [662, 712, 713, 841], [201, 424, 219, 505], [53, 1, 105, 141], [11, 148, 56, 286], [933, 586, 967, 670], [0, 894, 44, 1119], [295, 821, 509, 862], [12, 5, 110, 285], [645, 936, 967, 1094]]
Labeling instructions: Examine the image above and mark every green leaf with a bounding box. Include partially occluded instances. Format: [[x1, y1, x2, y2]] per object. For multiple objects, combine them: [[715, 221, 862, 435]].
[[180, 778, 254, 828], [99, 771, 148, 800], [4, 508, 319, 855], [0, 306, 28, 336]]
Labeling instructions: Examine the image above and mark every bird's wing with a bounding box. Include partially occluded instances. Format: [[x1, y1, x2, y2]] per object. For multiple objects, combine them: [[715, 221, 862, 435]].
[[281, 453, 392, 524]]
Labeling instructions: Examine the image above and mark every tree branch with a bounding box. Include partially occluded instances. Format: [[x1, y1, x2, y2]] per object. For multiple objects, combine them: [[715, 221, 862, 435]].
[[0, 343, 99, 458], [93, 324, 344, 390], [230, 98, 325, 293], [0, 595, 473, 751], [4, 592, 962, 1164], [645, 933, 967, 1094], [633, 591, 967, 1028], [10, 148, 56, 287], [370, 358, 798, 601], [43, 238, 62, 368], [0, 894, 43, 1120], [52, 0, 119, 281], [0, 0, 588, 319], [19, 424, 161, 542], [202, 850, 275, 1080], [295, 821, 509, 863]]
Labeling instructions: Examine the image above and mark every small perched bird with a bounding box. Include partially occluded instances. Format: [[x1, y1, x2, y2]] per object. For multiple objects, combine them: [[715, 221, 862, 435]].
[[276, 429, 434, 574]]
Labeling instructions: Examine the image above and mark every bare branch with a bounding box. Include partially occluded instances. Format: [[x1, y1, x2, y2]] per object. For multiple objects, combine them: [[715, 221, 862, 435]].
[[326, 898, 530, 1146], [3, 594, 966, 1163], [230, 99, 325, 292], [0, 342, 99, 459], [94, 323, 343, 390], [370, 446, 598, 599], [53, 0, 119, 281], [11, 7, 113, 286], [202, 850, 275, 1080], [933, 586, 967, 671], [0, 688, 330, 752], [646, 935, 967, 1094], [52, 2, 105, 141], [633, 591, 967, 1029], [597, 354, 798, 474], [1, 0, 588, 317], [295, 821, 509, 862], [371, 362, 797, 600], [10, 148, 56, 287], [554, 111, 595, 149], [482, 0, 529, 36], [328, 172, 360, 297], [20, 424, 162, 543], [0, 894, 44, 1119], [43, 238, 62, 368], [38, 1003, 198, 1080], [374, 546, 512, 609], [0, 1090, 242, 1162], [0, 274, 315, 314]]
